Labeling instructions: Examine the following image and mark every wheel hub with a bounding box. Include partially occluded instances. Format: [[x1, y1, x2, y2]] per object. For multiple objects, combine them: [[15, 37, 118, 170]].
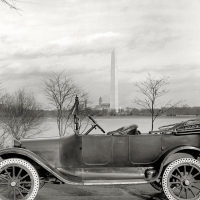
[[11, 181, 17, 187], [184, 179, 190, 186], [181, 175, 193, 187]]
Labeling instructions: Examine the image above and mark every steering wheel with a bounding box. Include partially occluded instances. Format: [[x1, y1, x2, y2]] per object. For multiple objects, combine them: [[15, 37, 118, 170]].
[[88, 115, 105, 133]]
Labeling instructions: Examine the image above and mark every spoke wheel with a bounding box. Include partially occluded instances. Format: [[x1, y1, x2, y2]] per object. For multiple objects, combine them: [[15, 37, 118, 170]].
[[150, 177, 163, 192], [0, 158, 39, 200], [162, 158, 200, 200]]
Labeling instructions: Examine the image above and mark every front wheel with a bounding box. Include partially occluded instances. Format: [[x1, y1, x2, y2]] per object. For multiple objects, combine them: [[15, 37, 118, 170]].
[[0, 158, 40, 200], [162, 158, 200, 200]]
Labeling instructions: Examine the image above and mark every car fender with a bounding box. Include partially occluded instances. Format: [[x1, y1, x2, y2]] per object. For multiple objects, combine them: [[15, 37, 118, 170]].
[[0, 147, 83, 185], [149, 146, 200, 182]]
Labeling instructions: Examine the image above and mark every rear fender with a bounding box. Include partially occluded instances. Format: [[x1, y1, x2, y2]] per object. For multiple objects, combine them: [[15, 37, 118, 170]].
[[0, 148, 82, 185], [149, 146, 200, 182]]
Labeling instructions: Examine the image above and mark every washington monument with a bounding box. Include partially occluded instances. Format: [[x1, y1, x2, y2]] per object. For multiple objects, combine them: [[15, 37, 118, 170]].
[[110, 49, 119, 112]]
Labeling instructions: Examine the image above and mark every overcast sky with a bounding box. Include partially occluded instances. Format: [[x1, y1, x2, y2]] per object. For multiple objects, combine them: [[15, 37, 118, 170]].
[[1, 0, 200, 109]]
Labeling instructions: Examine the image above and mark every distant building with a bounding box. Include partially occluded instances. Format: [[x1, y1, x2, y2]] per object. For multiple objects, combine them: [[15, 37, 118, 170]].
[[95, 97, 110, 110]]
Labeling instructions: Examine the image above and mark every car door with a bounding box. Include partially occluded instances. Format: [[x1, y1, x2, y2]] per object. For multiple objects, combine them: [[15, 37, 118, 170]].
[[129, 134, 162, 164], [112, 135, 130, 166], [82, 135, 112, 166]]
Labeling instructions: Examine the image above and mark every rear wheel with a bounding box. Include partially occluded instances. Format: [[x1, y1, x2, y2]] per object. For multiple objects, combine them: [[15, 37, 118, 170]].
[[0, 158, 40, 200], [162, 158, 200, 200]]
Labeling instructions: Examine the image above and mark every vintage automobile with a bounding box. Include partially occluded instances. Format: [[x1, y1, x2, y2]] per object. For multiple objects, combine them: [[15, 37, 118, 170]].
[[1, 97, 200, 200]]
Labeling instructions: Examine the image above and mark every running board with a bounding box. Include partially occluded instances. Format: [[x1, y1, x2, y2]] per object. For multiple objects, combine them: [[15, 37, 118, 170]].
[[83, 179, 148, 185]]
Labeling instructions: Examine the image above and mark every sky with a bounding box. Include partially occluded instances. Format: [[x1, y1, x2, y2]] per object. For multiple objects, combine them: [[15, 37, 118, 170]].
[[1, 0, 200, 109]]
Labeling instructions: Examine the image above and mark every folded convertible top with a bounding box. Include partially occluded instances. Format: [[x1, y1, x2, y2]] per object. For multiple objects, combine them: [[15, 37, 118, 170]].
[[174, 119, 200, 135]]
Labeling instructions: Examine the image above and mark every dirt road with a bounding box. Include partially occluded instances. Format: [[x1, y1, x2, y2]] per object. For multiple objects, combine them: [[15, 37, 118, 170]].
[[35, 183, 167, 200]]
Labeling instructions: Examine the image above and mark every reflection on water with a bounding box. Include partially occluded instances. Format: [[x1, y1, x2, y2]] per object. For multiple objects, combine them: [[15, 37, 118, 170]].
[[38, 116, 199, 138]]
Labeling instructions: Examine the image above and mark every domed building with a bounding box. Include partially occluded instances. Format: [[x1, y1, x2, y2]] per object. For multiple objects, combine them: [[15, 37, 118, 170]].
[[95, 97, 110, 111]]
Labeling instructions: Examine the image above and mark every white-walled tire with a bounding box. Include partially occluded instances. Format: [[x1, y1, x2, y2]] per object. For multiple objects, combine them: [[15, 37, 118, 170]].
[[0, 158, 39, 200], [162, 158, 200, 200]]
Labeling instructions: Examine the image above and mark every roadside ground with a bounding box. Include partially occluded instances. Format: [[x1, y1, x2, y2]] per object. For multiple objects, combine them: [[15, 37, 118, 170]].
[[35, 183, 167, 200]]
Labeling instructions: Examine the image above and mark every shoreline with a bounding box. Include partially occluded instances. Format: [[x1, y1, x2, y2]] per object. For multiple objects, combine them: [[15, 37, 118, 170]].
[[84, 115, 199, 119]]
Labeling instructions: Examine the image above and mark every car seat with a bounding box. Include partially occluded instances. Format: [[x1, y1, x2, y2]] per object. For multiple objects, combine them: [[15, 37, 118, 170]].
[[107, 124, 140, 135]]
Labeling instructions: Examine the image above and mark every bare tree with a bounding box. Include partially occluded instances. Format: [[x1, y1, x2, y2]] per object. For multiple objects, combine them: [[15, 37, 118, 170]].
[[42, 72, 89, 136], [1, 0, 18, 9], [0, 89, 44, 144], [133, 74, 182, 131]]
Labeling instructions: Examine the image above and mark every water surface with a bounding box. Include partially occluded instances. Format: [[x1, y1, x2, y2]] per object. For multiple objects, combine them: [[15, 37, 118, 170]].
[[38, 116, 199, 137]]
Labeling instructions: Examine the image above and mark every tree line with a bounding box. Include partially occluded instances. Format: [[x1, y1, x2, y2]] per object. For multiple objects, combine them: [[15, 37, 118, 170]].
[[89, 106, 200, 117]]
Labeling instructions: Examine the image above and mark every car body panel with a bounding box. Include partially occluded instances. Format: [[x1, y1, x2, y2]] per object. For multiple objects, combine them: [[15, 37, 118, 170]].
[[112, 135, 129, 166], [82, 135, 112, 165], [20, 137, 61, 168], [58, 167, 146, 180], [162, 134, 200, 152], [59, 134, 82, 168], [129, 135, 162, 164]]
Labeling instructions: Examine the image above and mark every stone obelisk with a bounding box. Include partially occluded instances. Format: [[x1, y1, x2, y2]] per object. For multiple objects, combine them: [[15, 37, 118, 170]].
[[110, 49, 119, 112]]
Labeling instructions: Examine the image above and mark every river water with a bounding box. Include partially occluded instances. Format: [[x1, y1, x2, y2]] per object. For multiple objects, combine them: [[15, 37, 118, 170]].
[[38, 115, 199, 138]]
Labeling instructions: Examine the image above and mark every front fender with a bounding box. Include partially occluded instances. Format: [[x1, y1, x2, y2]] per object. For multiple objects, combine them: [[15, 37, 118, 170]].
[[0, 148, 83, 185], [150, 146, 200, 182]]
